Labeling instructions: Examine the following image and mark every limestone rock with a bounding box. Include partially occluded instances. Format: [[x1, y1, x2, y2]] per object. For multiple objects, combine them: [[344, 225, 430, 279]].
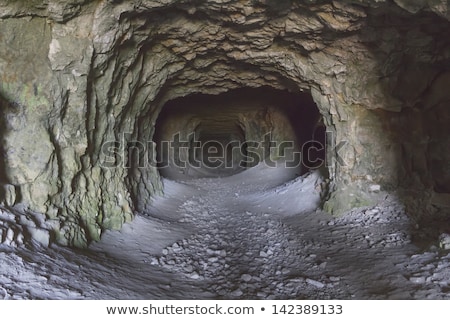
[[26, 227, 51, 247], [439, 233, 450, 250], [0, 184, 16, 207]]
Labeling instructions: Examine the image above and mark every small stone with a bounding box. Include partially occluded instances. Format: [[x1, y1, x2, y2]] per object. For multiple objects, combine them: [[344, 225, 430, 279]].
[[182, 264, 193, 272], [369, 184, 381, 192], [409, 276, 426, 284], [189, 272, 200, 280], [329, 276, 341, 282], [288, 277, 305, 283], [218, 289, 227, 296], [231, 289, 243, 297], [162, 249, 169, 255], [439, 233, 450, 250], [240, 274, 252, 282], [256, 292, 267, 298], [306, 278, 325, 288], [208, 257, 219, 263], [281, 268, 290, 275]]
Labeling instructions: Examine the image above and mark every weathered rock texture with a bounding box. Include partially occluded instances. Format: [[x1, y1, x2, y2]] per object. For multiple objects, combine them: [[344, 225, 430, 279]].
[[0, 0, 450, 247]]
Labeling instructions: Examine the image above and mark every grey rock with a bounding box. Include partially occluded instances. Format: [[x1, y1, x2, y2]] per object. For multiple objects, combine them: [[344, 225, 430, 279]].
[[439, 233, 450, 250], [231, 289, 243, 297], [409, 276, 426, 284], [189, 272, 200, 280], [329, 276, 341, 282], [240, 274, 252, 282], [306, 278, 325, 289], [26, 227, 50, 247]]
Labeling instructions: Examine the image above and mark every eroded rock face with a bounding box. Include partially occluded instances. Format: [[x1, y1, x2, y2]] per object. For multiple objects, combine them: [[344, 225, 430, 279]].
[[0, 0, 449, 246]]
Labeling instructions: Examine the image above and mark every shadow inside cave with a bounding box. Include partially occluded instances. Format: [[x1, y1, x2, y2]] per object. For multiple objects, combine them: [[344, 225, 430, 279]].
[[346, 3, 450, 269]]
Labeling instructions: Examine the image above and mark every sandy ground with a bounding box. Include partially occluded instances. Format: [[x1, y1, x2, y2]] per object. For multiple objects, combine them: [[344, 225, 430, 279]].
[[1, 164, 450, 299]]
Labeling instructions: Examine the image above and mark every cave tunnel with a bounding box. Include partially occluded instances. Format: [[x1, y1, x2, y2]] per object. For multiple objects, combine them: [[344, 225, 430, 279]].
[[1, 0, 450, 301], [154, 87, 324, 179]]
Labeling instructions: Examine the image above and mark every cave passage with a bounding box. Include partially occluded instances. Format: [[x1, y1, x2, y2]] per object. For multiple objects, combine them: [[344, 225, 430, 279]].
[[154, 87, 324, 180], [3, 0, 450, 301]]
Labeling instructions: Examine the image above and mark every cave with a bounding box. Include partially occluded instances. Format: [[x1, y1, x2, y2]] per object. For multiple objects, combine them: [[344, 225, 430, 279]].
[[1, 0, 450, 300], [154, 87, 323, 179]]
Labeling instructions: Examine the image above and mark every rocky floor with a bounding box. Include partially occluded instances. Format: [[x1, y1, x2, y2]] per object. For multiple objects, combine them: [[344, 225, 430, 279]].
[[147, 171, 450, 299], [1, 165, 450, 299]]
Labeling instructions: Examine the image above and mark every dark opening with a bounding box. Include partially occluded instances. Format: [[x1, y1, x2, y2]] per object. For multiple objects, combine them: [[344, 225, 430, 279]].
[[154, 87, 324, 180]]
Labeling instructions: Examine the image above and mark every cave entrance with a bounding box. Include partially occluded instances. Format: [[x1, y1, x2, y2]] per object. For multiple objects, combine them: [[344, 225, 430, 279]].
[[154, 87, 324, 180]]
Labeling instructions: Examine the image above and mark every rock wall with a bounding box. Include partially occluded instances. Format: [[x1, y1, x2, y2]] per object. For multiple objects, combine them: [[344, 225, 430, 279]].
[[0, 0, 449, 246]]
